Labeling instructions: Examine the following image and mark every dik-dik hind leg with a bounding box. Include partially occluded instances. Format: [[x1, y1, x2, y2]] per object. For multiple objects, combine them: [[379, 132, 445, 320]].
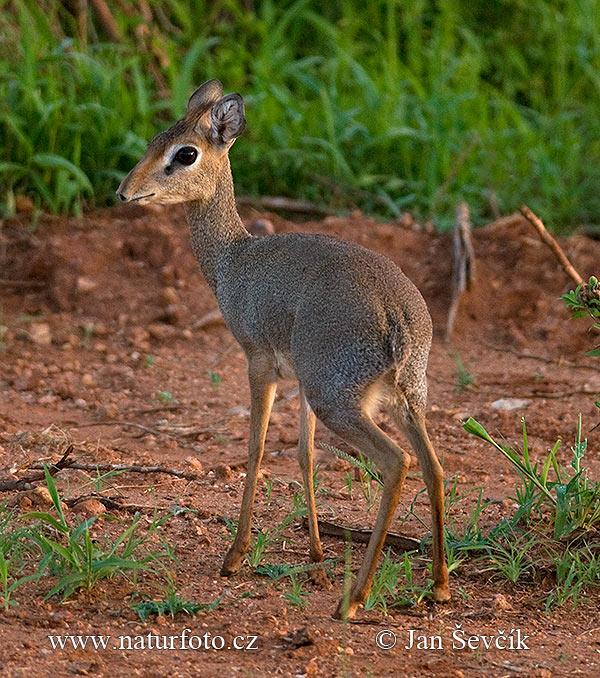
[[321, 414, 410, 620], [221, 357, 277, 576], [297, 387, 330, 588], [400, 408, 450, 603]]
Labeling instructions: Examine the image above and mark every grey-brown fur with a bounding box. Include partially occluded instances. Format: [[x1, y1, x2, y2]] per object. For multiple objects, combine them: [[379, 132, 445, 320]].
[[118, 79, 450, 619]]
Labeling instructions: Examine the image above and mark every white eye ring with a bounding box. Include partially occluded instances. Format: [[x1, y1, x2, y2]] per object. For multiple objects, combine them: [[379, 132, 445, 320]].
[[165, 144, 202, 168]]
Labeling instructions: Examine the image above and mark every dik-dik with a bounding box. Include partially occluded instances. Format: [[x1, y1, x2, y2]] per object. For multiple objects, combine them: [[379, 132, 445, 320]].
[[117, 79, 450, 619]]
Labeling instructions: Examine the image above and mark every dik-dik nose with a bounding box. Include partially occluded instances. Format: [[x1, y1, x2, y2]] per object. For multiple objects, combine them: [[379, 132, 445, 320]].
[[116, 191, 127, 202]]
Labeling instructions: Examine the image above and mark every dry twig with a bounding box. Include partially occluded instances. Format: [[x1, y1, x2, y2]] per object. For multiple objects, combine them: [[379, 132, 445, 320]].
[[303, 517, 420, 552], [446, 202, 476, 342], [0, 446, 73, 491], [519, 205, 584, 286]]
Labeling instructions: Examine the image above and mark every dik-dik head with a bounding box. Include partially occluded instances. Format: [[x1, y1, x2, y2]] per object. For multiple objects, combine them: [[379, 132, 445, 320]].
[[117, 79, 245, 205]]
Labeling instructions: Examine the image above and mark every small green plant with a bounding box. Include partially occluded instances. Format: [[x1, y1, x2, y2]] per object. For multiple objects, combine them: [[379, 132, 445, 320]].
[[364, 550, 432, 612], [24, 468, 175, 600], [246, 529, 270, 568], [325, 444, 382, 512], [450, 352, 477, 392], [561, 276, 600, 357], [484, 531, 538, 583], [282, 574, 311, 609], [0, 507, 41, 610], [144, 354, 155, 368], [544, 546, 600, 611], [156, 390, 179, 406], [209, 372, 222, 387], [131, 589, 219, 621], [464, 416, 600, 539]]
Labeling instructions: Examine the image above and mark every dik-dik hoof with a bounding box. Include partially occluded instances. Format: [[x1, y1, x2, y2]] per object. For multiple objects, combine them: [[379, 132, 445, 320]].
[[433, 583, 451, 603], [332, 597, 361, 621], [220, 546, 246, 576]]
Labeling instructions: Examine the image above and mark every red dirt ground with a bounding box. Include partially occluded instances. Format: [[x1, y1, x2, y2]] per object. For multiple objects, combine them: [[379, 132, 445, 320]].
[[0, 204, 599, 678]]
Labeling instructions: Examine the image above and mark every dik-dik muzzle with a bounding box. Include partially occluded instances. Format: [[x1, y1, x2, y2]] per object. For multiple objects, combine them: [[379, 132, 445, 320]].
[[116, 79, 246, 206]]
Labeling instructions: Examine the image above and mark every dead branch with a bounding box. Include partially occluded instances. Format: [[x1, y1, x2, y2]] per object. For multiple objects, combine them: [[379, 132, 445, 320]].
[[30, 460, 201, 480], [445, 202, 476, 342], [0, 446, 73, 492], [303, 518, 420, 552], [66, 420, 177, 439], [236, 195, 332, 216], [519, 205, 584, 287]]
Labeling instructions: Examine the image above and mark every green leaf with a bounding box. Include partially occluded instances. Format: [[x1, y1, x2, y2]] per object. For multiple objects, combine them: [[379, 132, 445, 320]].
[[31, 153, 93, 192]]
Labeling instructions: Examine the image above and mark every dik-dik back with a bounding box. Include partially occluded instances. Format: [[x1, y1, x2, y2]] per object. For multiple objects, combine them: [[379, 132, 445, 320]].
[[117, 79, 450, 619]]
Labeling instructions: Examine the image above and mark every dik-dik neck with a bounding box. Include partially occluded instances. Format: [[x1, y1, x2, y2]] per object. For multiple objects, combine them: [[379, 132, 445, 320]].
[[184, 159, 250, 293]]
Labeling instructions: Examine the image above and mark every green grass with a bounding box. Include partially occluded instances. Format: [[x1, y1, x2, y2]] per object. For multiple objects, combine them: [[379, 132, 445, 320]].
[[2, 0, 600, 230]]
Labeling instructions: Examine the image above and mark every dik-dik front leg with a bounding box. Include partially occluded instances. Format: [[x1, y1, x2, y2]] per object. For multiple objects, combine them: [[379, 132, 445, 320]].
[[221, 356, 277, 576]]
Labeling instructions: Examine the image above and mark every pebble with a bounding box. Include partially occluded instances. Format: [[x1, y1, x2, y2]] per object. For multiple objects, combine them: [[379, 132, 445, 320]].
[[72, 498, 105, 518], [76, 276, 98, 294], [28, 323, 52, 345], [491, 398, 531, 411], [81, 373, 96, 387]]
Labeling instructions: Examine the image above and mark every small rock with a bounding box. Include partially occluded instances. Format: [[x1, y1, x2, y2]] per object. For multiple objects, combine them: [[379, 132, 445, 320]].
[[81, 373, 96, 388], [74, 398, 87, 409], [283, 627, 314, 649], [532, 670, 552, 678], [161, 286, 179, 306], [156, 615, 167, 626], [130, 326, 150, 346], [29, 323, 52, 345], [228, 405, 250, 418], [185, 456, 204, 473], [160, 264, 178, 285], [148, 323, 177, 341], [493, 593, 513, 610], [76, 276, 98, 294], [213, 464, 234, 483], [13, 370, 41, 392], [305, 658, 318, 677], [98, 402, 119, 419], [491, 398, 531, 411], [248, 219, 275, 237], [72, 498, 105, 518]]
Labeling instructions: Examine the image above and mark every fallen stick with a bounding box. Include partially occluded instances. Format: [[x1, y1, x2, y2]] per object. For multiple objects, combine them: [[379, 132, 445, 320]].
[[30, 460, 200, 480], [67, 420, 178, 439], [445, 202, 476, 342], [0, 446, 73, 492], [303, 517, 421, 552], [519, 205, 584, 286]]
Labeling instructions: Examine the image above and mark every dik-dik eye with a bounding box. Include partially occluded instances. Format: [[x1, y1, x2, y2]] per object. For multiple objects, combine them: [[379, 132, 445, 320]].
[[174, 146, 198, 166]]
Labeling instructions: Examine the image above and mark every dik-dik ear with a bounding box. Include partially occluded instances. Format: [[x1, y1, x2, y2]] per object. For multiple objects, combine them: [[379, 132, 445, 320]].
[[187, 79, 224, 113], [209, 94, 246, 148]]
